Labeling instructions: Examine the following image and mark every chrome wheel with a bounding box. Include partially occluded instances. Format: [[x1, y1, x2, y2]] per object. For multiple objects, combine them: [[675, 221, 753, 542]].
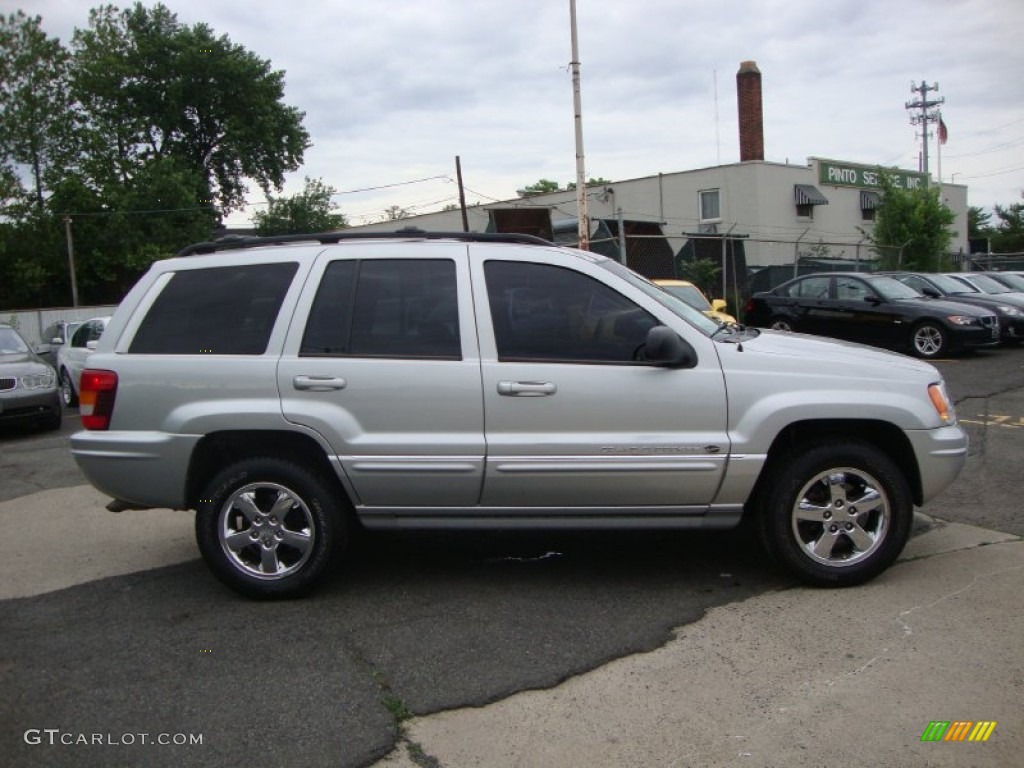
[[218, 481, 315, 580], [60, 369, 77, 407], [911, 323, 947, 358], [758, 441, 912, 587], [790, 467, 888, 568]]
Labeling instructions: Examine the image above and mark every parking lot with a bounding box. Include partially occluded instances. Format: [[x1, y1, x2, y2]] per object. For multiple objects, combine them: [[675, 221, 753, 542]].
[[1, 342, 1021, 767]]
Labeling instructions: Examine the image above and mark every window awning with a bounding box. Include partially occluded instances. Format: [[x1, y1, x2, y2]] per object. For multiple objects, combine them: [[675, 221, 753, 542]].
[[860, 190, 881, 210], [794, 184, 829, 206]]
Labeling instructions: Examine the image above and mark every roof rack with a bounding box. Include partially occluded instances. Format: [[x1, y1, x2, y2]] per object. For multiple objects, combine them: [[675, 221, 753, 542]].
[[176, 228, 554, 257]]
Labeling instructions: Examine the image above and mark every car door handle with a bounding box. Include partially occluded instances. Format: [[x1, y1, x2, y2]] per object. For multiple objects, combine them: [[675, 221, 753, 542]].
[[497, 381, 557, 397], [293, 375, 347, 391]]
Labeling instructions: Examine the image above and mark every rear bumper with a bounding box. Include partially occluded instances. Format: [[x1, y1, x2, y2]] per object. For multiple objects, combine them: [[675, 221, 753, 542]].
[[71, 430, 199, 509]]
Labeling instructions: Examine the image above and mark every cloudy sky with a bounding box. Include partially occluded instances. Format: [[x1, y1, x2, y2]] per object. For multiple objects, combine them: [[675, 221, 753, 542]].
[[26, 0, 1024, 226]]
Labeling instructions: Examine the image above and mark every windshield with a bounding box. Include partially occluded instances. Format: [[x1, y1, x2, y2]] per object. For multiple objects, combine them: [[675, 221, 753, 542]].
[[0, 327, 30, 354], [991, 272, 1024, 291], [659, 284, 712, 311], [964, 273, 1012, 294], [867, 276, 923, 300], [596, 260, 721, 335], [928, 273, 979, 294]]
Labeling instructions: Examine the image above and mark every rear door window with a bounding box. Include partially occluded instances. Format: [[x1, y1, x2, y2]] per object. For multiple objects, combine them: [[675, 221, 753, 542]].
[[129, 263, 298, 354], [301, 259, 461, 359]]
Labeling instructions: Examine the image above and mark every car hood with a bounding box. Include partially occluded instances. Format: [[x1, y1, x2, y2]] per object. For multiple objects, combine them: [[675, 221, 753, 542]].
[[903, 297, 992, 316], [725, 328, 938, 378], [0, 352, 53, 375]]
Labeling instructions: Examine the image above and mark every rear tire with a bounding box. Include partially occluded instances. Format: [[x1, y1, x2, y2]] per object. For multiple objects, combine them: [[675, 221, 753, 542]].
[[757, 441, 912, 587], [769, 316, 794, 332], [195, 457, 347, 599]]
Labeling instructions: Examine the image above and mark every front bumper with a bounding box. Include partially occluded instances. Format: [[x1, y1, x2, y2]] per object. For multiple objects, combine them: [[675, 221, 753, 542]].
[[905, 424, 969, 505]]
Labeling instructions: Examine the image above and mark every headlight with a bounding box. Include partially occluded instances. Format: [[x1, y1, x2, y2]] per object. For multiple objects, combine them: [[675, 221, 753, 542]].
[[997, 306, 1024, 317], [20, 372, 56, 389], [945, 315, 977, 326], [928, 382, 956, 424]]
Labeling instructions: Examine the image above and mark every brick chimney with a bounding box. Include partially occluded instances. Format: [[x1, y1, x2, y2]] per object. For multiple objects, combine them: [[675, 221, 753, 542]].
[[736, 60, 764, 162]]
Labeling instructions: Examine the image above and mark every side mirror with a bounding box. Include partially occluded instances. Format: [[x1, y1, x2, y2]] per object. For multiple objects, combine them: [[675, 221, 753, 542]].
[[864, 295, 883, 305], [642, 325, 697, 368], [711, 299, 728, 312], [921, 287, 940, 298]]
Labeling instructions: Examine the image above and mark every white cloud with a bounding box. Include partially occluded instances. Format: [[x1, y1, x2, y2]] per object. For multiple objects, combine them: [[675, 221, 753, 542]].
[[25, 0, 1024, 223]]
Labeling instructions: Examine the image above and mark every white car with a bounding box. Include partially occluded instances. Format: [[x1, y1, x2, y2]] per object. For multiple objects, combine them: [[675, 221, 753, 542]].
[[56, 316, 110, 406]]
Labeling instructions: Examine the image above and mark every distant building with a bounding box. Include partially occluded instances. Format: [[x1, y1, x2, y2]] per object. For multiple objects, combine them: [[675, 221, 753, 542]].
[[348, 61, 969, 296]]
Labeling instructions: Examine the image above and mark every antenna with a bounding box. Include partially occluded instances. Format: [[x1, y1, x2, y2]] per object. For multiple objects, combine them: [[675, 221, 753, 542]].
[[905, 81, 944, 183], [714, 69, 721, 165]]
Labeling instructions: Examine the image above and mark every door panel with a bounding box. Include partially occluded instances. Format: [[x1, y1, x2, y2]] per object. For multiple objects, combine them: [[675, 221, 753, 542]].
[[472, 255, 728, 509], [279, 247, 485, 508]]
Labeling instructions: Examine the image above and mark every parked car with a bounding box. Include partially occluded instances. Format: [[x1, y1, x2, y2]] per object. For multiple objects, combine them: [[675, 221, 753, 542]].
[[72, 231, 967, 598], [882, 271, 1024, 343], [56, 316, 110, 407], [944, 272, 1024, 304], [743, 272, 1000, 359], [653, 279, 737, 324], [975, 270, 1024, 294], [33, 320, 82, 368], [0, 324, 62, 431]]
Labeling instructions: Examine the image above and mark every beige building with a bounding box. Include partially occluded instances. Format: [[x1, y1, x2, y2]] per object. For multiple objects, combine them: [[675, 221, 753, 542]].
[[351, 62, 968, 294]]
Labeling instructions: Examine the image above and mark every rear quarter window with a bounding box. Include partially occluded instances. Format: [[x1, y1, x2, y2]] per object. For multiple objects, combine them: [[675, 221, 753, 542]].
[[128, 263, 298, 354]]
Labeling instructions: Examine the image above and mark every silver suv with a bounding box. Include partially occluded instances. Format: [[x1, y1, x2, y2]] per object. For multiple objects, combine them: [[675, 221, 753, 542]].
[[71, 231, 968, 598]]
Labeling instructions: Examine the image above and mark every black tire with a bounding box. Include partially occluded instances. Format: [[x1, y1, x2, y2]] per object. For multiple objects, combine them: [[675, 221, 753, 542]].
[[909, 321, 948, 359], [195, 457, 347, 599], [59, 367, 78, 407], [757, 441, 912, 587], [769, 316, 795, 332]]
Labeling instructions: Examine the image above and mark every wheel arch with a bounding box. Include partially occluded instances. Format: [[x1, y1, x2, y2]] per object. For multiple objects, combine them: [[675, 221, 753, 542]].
[[185, 430, 352, 511], [747, 419, 923, 509]]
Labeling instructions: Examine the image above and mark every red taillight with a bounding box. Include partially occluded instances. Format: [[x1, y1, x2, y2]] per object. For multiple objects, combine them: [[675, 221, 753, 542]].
[[79, 369, 118, 430]]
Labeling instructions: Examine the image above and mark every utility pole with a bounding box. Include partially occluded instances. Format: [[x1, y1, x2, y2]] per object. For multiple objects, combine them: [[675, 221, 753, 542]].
[[905, 81, 944, 183], [569, 0, 589, 250], [63, 216, 79, 307]]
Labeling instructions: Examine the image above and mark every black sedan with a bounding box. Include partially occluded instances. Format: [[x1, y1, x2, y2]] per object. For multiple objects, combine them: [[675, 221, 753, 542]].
[[743, 272, 1000, 359], [882, 271, 1024, 343], [0, 324, 63, 431]]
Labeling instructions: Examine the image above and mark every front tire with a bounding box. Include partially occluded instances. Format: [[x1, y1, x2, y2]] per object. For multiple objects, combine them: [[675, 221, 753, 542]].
[[910, 321, 948, 358], [195, 457, 346, 599], [757, 441, 912, 587], [769, 316, 795, 332]]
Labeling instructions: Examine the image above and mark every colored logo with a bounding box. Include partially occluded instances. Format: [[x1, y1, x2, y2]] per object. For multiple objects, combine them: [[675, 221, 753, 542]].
[[921, 721, 997, 742]]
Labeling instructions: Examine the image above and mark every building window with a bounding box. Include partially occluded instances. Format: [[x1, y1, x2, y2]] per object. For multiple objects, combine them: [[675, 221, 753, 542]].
[[796, 203, 815, 219], [699, 189, 720, 221]]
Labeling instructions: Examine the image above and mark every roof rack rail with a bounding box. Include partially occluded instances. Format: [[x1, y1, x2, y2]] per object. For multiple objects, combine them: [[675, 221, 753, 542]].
[[176, 228, 554, 257]]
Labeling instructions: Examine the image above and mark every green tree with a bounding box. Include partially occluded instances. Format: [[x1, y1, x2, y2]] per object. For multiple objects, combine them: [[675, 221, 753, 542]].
[[381, 205, 411, 222], [678, 258, 720, 299], [0, 11, 74, 214], [866, 173, 956, 270], [517, 178, 562, 197], [565, 176, 612, 191], [989, 203, 1024, 253], [968, 206, 992, 240], [252, 177, 347, 235], [70, 2, 309, 213]]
